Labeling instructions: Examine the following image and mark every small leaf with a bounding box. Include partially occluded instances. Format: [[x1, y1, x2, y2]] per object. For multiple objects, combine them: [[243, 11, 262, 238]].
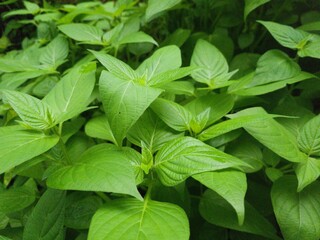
[[58, 24, 103, 44], [298, 114, 320, 156], [2, 90, 55, 129], [154, 137, 251, 186], [193, 170, 247, 225], [47, 144, 142, 200], [271, 176, 320, 240], [23, 189, 66, 240], [145, 0, 182, 22], [295, 157, 320, 191], [118, 31, 158, 46], [244, 0, 270, 20], [88, 198, 189, 240], [85, 115, 116, 144]]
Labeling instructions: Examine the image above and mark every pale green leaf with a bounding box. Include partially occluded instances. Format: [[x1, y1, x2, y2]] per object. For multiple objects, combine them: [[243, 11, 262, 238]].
[[0, 71, 48, 90], [43, 62, 96, 123], [118, 31, 158, 46], [295, 157, 320, 191], [2, 90, 55, 129], [193, 170, 247, 225], [200, 190, 280, 240], [58, 24, 103, 44], [23, 1, 40, 13], [244, 0, 270, 20], [46, 144, 142, 200], [161, 81, 195, 96], [151, 98, 193, 132], [23, 189, 66, 240], [298, 39, 320, 59], [145, 0, 182, 22], [0, 126, 59, 174], [154, 137, 251, 186], [272, 176, 320, 240], [85, 115, 116, 144], [88, 198, 189, 240], [0, 186, 36, 213], [99, 71, 162, 146], [298, 114, 320, 156]]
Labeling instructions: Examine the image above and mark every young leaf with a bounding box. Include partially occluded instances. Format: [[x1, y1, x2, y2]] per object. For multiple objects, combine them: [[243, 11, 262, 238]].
[[23, 189, 66, 240], [88, 198, 189, 240], [200, 190, 281, 240], [58, 24, 103, 44], [84, 115, 116, 144], [2, 90, 55, 129], [43, 62, 96, 123], [154, 136, 251, 186], [46, 144, 142, 200], [118, 31, 158, 46], [298, 114, 320, 156], [295, 157, 320, 192], [0, 126, 59, 174], [145, 0, 182, 22], [0, 186, 36, 213], [244, 0, 270, 20], [272, 176, 320, 240], [258, 21, 309, 49], [151, 98, 193, 132], [193, 170, 247, 225], [99, 71, 162, 146]]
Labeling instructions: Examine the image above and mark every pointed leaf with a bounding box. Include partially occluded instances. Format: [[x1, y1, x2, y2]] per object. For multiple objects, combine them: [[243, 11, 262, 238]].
[[85, 115, 116, 143], [145, 0, 182, 22], [23, 189, 66, 240], [118, 31, 158, 46], [244, 0, 270, 20], [88, 198, 189, 240], [298, 114, 320, 156], [154, 137, 251, 186], [58, 24, 103, 44], [271, 176, 320, 240], [47, 144, 142, 200], [295, 157, 320, 192]]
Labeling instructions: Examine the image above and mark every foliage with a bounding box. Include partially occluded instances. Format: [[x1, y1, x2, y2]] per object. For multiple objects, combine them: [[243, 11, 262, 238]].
[[0, 0, 320, 239]]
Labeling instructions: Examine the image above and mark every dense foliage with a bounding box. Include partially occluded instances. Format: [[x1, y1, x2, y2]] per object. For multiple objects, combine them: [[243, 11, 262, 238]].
[[0, 0, 320, 239]]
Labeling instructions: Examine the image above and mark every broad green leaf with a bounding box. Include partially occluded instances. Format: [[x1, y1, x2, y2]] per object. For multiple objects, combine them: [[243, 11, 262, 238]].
[[23, 189, 66, 240], [127, 109, 182, 153], [200, 190, 280, 240], [193, 170, 247, 225], [258, 21, 309, 49], [271, 176, 320, 240], [39, 35, 69, 69], [151, 98, 193, 132], [2, 90, 55, 129], [161, 81, 195, 96], [99, 71, 162, 146], [88, 198, 189, 240], [249, 50, 300, 87], [298, 38, 320, 59], [46, 144, 142, 200], [0, 126, 59, 174], [136, 45, 181, 82], [295, 157, 320, 192], [298, 114, 320, 156], [43, 62, 96, 123], [0, 186, 36, 213], [145, 0, 182, 22], [90, 50, 137, 81], [244, 0, 270, 20], [23, 1, 40, 13], [154, 136, 251, 186], [85, 115, 116, 144], [236, 108, 307, 163], [0, 58, 38, 73], [118, 31, 158, 46], [191, 39, 232, 86], [58, 24, 103, 44]]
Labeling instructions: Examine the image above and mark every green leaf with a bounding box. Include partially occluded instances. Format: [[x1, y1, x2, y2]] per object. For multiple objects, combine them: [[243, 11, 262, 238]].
[[90, 50, 138, 81], [85, 115, 116, 144], [58, 24, 103, 44], [46, 144, 142, 200], [39, 35, 69, 69], [2, 90, 55, 129], [43, 62, 96, 123], [271, 176, 320, 240], [191, 39, 232, 86], [295, 157, 320, 192], [127, 109, 182, 153], [0, 186, 36, 213], [99, 71, 162, 146], [154, 136, 251, 186], [23, 189, 66, 240], [258, 21, 309, 49], [23, 1, 40, 14], [298, 114, 320, 156], [193, 170, 247, 225], [88, 198, 189, 240], [298, 37, 320, 59], [0, 126, 59, 174], [136, 45, 181, 82], [151, 98, 193, 132], [118, 31, 158, 46], [244, 0, 270, 20], [145, 0, 182, 22], [249, 50, 300, 87], [200, 190, 280, 240]]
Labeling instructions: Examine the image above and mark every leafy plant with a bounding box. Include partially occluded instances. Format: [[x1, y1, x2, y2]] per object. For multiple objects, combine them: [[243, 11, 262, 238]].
[[0, 0, 320, 239]]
